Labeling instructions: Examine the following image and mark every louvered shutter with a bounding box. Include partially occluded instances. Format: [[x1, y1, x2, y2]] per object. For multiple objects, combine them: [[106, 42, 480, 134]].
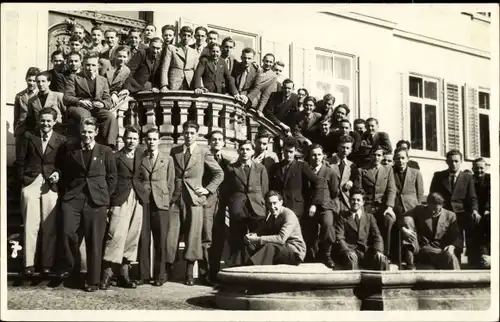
[[463, 84, 481, 159], [444, 82, 462, 152]]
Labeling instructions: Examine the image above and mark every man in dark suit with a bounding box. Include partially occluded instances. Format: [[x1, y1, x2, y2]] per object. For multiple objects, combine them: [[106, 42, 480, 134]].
[[263, 79, 299, 134], [330, 119, 362, 161], [429, 149, 480, 266], [357, 118, 392, 168], [232, 47, 262, 107], [47, 50, 67, 93], [136, 128, 175, 286], [100, 126, 147, 290], [472, 158, 491, 269], [17, 107, 66, 276], [396, 140, 420, 170], [252, 132, 279, 175], [314, 119, 337, 157], [58, 117, 117, 292], [268, 138, 325, 225], [123, 37, 164, 93], [168, 121, 224, 285], [125, 28, 148, 75], [99, 28, 120, 62], [335, 190, 388, 270], [14, 67, 40, 143], [193, 43, 238, 95], [63, 52, 118, 148], [226, 140, 269, 267], [292, 96, 322, 148], [401, 193, 462, 270], [220, 37, 238, 75]]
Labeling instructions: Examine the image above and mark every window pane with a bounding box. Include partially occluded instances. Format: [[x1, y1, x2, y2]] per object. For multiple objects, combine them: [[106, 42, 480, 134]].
[[424, 81, 438, 100], [409, 76, 423, 98], [425, 104, 438, 151], [316, 81, 332, 98], [334, 85, 350, 107], [210, 28, 256, 61], [479, 92, 490, 110], [479, 114, 490, 157], [316, 54, 333, 78], [410, 102, 423, 150], [334, 56, 351, 81]]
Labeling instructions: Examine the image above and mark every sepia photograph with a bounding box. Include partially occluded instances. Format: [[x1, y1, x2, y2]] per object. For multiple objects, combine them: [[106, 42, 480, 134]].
[[0, 3, 498, 321]]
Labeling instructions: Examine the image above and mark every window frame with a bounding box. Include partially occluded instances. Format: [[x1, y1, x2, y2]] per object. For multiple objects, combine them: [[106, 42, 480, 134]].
[[406, 73, 444, 159], [477, 86, 491, 161], [206, 23, 261, 62]]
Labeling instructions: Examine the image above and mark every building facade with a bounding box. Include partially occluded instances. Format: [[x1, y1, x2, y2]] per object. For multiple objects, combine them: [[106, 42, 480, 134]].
[[2, 5, 494, 194]]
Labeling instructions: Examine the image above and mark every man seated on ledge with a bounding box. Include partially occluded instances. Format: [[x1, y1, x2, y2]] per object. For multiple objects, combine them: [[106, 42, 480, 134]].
[[244, 191, 306, 266], [335, 190, 388, 270], [400, 192, 462, 270]]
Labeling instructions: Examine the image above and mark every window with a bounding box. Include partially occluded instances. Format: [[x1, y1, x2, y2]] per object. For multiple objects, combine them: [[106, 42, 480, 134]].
[[207, 24, 259, 61], [408, 75, 441, 153], [478, 90, 490, 157], [314, 49, 355, 109]]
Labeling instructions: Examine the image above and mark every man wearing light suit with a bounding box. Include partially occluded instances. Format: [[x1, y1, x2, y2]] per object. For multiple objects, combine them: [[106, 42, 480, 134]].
[[167, 121, 224, 285], [99, 45, 131, 108], [253, 53, 279, 110], [160, 26, 199, 91], [14, 67, 40, 143]]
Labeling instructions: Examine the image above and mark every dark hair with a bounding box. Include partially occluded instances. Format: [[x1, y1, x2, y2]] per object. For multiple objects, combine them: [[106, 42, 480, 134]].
[[350, 188, 365, 198], [282, 138, 297, 149], [427, 192, 445, 205], [310, 143, 324, 152], [242, 47, 256, 56], [207, 42, 221, 51], [263, 53, 275, 62], [446, 149, 462, 160], [161, 24, 176, 34], [297, 88, 309, 96], [303, 96, 317, 106], [383, 150, 392, 156], [209, 129, 224, 139], [69, 35, 84, 44], [238, 140, 255, 150], [255, 132, 270, 140], [194, 26, 208, 35], [183, 120, 199, 132], [144, 24, 157, 31], [180, 26, 193, 35], [67, 51, 82, 61], [83, 52, 100, 61], [39, 107, 58, 120], [25, 67, 41, 79], [323, 94, 336, 104], [393, 147, 409, 157], [146, 127, 160, 136], [221, 37, 235, 47], [50, 50, 65, 61], [396, 140, 411, 150], [365, 117, 378, 125], [353, 118, 366, 126], [339, 135, 354, 144], [36, 71, 52, 82], [91, 26, 103, 34], [339, 118, 351, 125], [123, 125, 139, 138], [473, 157, 487, 165], [128, 28, 142, 36], [104, 28, 118, 36], [208, 30, 219, 37], [81, 117, 98, 130], [149, 37, 163, 46], [265, 190, 283, 202], [334, 104, 350, 116], [114, 45, 131, 57], [282, 78, 294, 87]]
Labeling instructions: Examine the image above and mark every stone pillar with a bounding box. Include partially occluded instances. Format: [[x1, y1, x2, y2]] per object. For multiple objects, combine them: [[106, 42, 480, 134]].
[[211, 102, 223, 133], [222, 103, 236, 150], [176, 100, 191, 145], [194, 100, 209, 145], [116, 109, 125, 138], [247, 117, 259, 143], [159, 98, 174, 144], [141, 99, 157, 133]]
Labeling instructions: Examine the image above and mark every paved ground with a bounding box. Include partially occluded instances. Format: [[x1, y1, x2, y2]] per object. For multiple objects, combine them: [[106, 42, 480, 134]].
[[7, 278, 220, 310]]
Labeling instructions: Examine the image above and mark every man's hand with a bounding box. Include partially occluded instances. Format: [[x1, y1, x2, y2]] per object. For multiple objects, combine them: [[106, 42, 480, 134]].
[[118, 89, 130, 97], [195, 187, 210, 197], [280, 122, 290, 132], [374, 251, 386, 262], [256, 110, 265, 118], [79, 99, 93, 109], [159, 86, 169, 93], [472, 210, 481, 224], [347, 251, 358, 263], [401, 227, 417, 244], [111, 93, 119, 105], [151, 87, 160, 93], [92, 101, 104, 109], [308, 205, 317, 217], [194, 88, 206, 95], [305, 138, 312, 146], [384, 207, 396, 221], [484, 210, 490, 217], [48, 172, 59, 184], [444, 245, 455, 255], [238, 95, 249, 104], [245, 233, 259, 244]]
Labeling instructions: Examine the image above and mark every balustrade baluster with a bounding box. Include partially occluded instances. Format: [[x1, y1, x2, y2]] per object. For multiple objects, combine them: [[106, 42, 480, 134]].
[[141, 99, 157, 133], [176, 100, 191, 145], [159, 98, 174, 144], [194, 100, 209, 145]]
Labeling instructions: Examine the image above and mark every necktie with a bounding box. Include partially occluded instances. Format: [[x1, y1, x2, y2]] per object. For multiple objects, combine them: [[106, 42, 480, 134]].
[[184, 148, 191, 168], [355, 214, 360, 228], [238, 67, 248, 91], [213, 61, 218, 72], [244, 164, 250, 177], [339, 160, 345, 177], [84, 143, 91, 151], [42, 133, 48, 142], [450, 175, 456, 189]]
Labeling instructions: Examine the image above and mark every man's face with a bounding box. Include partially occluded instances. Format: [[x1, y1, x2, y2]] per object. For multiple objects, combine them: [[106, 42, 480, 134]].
[[221, 41, 234, 58], [334, 107, 348, 122], [39, 113, 55, 133], [238, 143, 254, 161], [338, 142, 352, 158], [320, 122, 330, 134], [297, 89, 307, 101], [91, 30, 103, 45], [428, 200, 443, 215], [355, 123, 366, 134], [349, 194, 364, 212], [26, 75, 37, 91], [267, 195, 283, 216], [183, 126, 198, 146], [340, 121, 351, 135], [210, 133, 224, 152], [162, 29, 175, 44], [394, 151, 407, 169], [70, 41, 83, 53], [273, 64, 283, 77], [124, 132, 139, 151], [73, 28, 85, 39], [115, 50, 129, 66], [105, 32, 118, 47], [207, 33, 218, 45], [241, 52, 254, 67], [367, 121, 378, 134], [255, 137, 268, 153], [146, 132, 159, 151], [144, 25, 156, 39], [310, 148, 324, 167], [36, 75, 50, 93], [52, 54, 65, 71], [282, 82, 294, 97], [128, 32, 141, 48], [150, 41, 163, 59], [283, 147, 296, 162], [84, 57, 99, 78], [446, 154, 462, 172], [210, 45, 221, 60], [180, 31, 192, 46], [194, 29, 207, 45], [382, 154, 394, 166], [325, 99, 334, 111], [80, 124, 98, 145], [262, 55, 275, 71], [67, 54, 82, 72], [371, 149, 384, 166], [304, 100, 315, 114], [473, 161, 486, 177]]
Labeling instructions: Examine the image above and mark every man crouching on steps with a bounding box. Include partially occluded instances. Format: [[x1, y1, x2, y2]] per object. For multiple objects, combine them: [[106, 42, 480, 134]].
[[100, 126, 148, 289]]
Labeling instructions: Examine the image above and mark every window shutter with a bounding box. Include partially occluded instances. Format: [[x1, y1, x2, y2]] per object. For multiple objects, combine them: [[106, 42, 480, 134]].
[[261, 37, 291, 79], [399, 72, 409, 140], [291, 42, 315, 91], [463, 84, 481, 159], [443, 81, 462, 152]]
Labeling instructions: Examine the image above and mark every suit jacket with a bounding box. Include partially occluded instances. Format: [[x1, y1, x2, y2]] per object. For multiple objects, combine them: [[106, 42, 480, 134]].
[[404, 205, 462, 252], [329, 130, 362, 156], [407, 159, 420, 170], [48, 69, 67, 93], [263, 92, 300, 126], [252, 150, 279, 175], [193, 57, 238, 95], [160, 44, 199, 90], [63, 73, 112, 110], [203, 153, 234, 207], [313, 164, 339, 212], [99, 45, 118, 61], [140, 150, 175, 211], [25, 91, 65, 131], [358, 131, 393, 167], [223, 56, 239, 75], [359, 165, 396, 208], [100, 64, 131, 94], [170, 144, 224, 206], [227, 161, 269, 220], [392, 166, 425, 215], [254, 207, 307, 261], [429, 170, 478, 214], [292, 111, 322, 142], [336, 210, 384, 254], [269, 160, 325, 218], [110, 148, 148, 207], [314, 130, 337, 157], [127, 47, 147, 75], [328, 156, 360, 213], [17, 131, 66, 192], [59, 142, 117, 206], [123, 49, 162, 93], [231, 61, 262, 102], [13, 88, 38, 137], [474, 173, 491, 215], [190, 43, 210, 60], [254, 69, 279, 110]]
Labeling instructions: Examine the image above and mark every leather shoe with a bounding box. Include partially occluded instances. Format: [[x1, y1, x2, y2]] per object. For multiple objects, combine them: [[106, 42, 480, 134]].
[[324, 257, 335, 269], [118, 276, 137, 289], [199, 275, 214, 286], [185, 277, 195, 286], [84, 284, 99, 292], [42, 268, 52, 275], [153, 280, 165, 287], [56, 271, 70, 279], [24, 266, 35, 276]]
